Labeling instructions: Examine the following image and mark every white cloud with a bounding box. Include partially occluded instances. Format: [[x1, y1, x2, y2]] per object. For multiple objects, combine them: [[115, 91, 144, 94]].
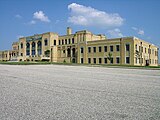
[[17, 35, 24, 39], [132, 27, 144, 35], [108, 28, 123, 38], [33, 11, 50, 22], [15, 14, 22, 18], [138, 30, 144, 35], [29, 20, 36, 25], [131, 27, 137, 31], [68, 3, 124, 27]]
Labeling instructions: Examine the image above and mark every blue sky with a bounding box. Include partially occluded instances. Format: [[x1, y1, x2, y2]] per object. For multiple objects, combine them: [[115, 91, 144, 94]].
[[0, 0, 160, 51]]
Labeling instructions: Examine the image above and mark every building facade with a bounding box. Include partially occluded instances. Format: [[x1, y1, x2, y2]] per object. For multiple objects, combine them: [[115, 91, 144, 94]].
[[0, 27, 159, 66]]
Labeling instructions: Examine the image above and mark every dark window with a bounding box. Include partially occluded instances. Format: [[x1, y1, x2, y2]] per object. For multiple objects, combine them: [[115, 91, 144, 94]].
[[32, 42, 35, 49], [126, 44, 130, 51], [81, 47, 83, 53], [104, 58, 107, 63], [68, 39, 71, 44], [65, 39, 67, 44], [44, 39, 48, 46], [72, 38, 74, 44], [26, 43, 30, 49], [110, 58, 113, 64], [93, 47, 96, 53], [81, 58, 83, 64], [21, 43, 23, 49], [62, 40, 64, 45], [54, 40, 56, 45], [139, 46, 141, 51], [88, 58, 91, 64], [126, 57, 130, 64], [110, 46, 113, 52], [59, 40, 61, 45], [145, 48, 146, 53], [148, 48, 151, 54], [32, 50, 35, 55], [93, 58, 96, 64], [141, 47, 143, 52], [135, 44, 137, 50], [104, 46, 107, 52], [38, 49, 42, 55], [116, 57, 120, 63], [63, 50, 65, 53], [26, 50, 30, 56], [99, 46, 102, 52], [88, 47, 91, 53], [21, 53, 23, 56], [99, 58, 102, 64], [116, 45, 120, 51]]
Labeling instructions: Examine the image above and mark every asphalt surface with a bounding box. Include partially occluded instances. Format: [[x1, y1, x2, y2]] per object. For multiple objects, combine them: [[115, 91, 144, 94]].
[[0, 64, 160, 120]]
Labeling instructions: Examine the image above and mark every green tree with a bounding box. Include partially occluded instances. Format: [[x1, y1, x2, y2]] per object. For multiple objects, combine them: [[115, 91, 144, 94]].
[[107, 52, 113, 63]]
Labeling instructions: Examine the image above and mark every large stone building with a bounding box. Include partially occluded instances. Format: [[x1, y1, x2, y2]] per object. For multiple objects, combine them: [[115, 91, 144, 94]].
[[0, 27, 159, 66]]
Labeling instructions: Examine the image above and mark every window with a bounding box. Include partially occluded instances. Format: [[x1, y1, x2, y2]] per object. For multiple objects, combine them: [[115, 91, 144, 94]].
[[81, 58, 83, 64], [142, 58, 143, 64], [126, 44, 130, 51], [116, 57, 120, 64], [26, 50, 30, 56], [88, 47, 91, 53], [116, 45, 120, 51], [152, 49, 154, 55], [26, 43, 30, 49], [59, 40, 61, 45], [110, 46, 113, 52], [99, 58, 102, 64], [104, 58, 107, 64], [148, 48, 151, 54], [21, 53, 23, 56], [54, 40, 56, 45], [72, 38, 74, 44], [104, 46, 107, 52], [63, 50, 65, 53], [152, 59, 154, 64], [21, 43, 23, 49], [32, 50, 35, 55], [135, 58, 138, 64], [32, 42, 35, 49], [110, 58, 113, 64], [99, 46, 102, 52], [65, 39, 67, 44], [93, 58, 96, 64], [81, 47, 83, 53], [126, 57, 130, 64], [68, 39, 71, 44], [62, 40, 64, 45], [139, 46, 141, 51], [88, 58, 91, 64], [141, 47, 143, 52], [93, 47, 96, 53], [145, 48, 146, 53], [135, 44, 137, 50], [44, 39, 48, 46]]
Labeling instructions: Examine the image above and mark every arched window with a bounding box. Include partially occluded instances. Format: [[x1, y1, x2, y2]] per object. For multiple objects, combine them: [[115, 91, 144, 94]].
[[37, 41, 42, 55], [32, 42, 35, 49], [67, 48, 71, 57], [54, 40, 56, 45], [37, 41, 41, 48], [26, 43, 30, 49], [32, 42, 36, 55], [44, 39, 48, 46], [21, 43, 23, 49]]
